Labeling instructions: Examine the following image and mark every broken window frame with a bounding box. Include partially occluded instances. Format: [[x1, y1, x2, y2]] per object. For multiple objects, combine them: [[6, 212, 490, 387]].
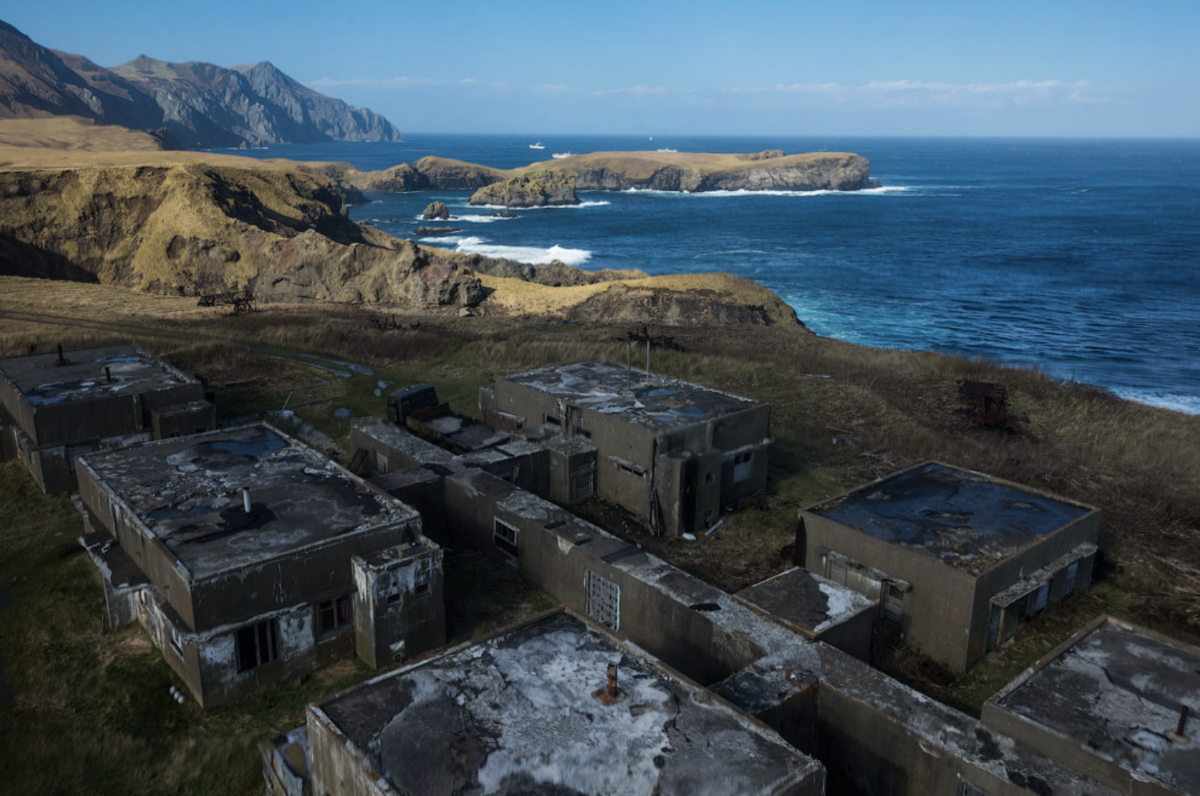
[[317, 594, 354, 639], [494, 518, 519, 559], [236, 618, 280, 672], [731, 450, 754, 483]]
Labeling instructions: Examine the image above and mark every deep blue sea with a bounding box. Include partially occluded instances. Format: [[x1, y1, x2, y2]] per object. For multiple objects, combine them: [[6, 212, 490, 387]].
[[227, 135, 1200, 415]]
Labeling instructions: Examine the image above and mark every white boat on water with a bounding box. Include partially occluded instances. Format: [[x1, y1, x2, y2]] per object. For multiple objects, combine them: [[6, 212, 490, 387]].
[[529, 142, 545, 150], [551, 152, 575, 159]]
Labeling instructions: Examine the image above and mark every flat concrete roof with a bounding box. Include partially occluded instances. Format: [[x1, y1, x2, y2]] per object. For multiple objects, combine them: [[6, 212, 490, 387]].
[[79, 424, 418, 580], [502, 360, 761, 431], [315, 610, 820, 796], [737, 567, 876, 635], [987, 617, 1200, 794], [0, 344, 193, 406], [809, 462, 1093, 570]]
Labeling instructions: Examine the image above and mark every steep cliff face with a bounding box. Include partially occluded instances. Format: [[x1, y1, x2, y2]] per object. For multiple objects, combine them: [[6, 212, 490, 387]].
[[348, 150, 877, 194], [552, 151, 876, 192], [0, 164, 481, 306], [0, 21, 402, 148], [468, 171, 579, 207], [109, 56, 403, 148]]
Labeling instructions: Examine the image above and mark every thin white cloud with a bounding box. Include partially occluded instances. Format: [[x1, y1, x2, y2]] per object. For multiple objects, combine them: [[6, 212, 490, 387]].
[[305, 75, 1112, 108], [763, 79, 1111, 107]]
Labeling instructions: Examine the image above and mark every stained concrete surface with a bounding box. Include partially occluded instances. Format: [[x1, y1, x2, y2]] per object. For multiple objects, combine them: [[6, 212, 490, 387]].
[[988, 618, 1200, 794], [79, 424, 417, 578], [0, 344, 190, 406], [812, 463, 1092, 568], [504, 360, 760, 431], [737, 568, 875, 635], [316, 611, 822, 796]]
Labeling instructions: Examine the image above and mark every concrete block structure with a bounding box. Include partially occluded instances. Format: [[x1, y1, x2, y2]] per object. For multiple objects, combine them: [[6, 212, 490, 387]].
[[480, 360, 771, 536], [75, 423, 444, 707], [331, 417, 1125, 796], [798, 462, 1100, 672], [736, 567, 877, 661], [983, 616, 1200, 796], [0, 344, 215, 492], [306, 609, 826, 796]]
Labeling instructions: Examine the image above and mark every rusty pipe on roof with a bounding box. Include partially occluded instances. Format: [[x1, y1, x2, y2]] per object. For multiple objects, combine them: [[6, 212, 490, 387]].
[[105, 366, 112, 383], [607, 662, 618, 698], [1178, 705, 1190, 738]]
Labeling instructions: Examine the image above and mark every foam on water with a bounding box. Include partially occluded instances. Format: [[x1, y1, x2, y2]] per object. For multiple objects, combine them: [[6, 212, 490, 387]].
[[453, 236, 592, 266]]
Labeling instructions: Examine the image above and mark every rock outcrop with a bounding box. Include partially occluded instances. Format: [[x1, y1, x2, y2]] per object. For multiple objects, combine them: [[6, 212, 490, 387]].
[[0, 21, 402, 148], [0, 164, 480, 307], [468, 171, 579, 207], [422, 201, 450, 220]]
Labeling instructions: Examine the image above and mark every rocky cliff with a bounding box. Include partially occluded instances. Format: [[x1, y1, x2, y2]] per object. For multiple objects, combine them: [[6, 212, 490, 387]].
[[0, 21, 401, 148], [468, 171, 578, 207], [346, 149, 877, 194]]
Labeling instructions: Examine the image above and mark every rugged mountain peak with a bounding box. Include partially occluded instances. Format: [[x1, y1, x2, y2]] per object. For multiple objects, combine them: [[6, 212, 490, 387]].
[[0, 21, 402, 146]]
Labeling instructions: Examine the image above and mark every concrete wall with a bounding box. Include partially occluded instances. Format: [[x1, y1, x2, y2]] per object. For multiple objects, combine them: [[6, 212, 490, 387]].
[[353, 547, 446, 668], [308, 706, 391, 796], [802, 510, 980, 672], [441, 469, 765, 687], [968, 513, 1100, 665], [815, 682, 1080, 796]]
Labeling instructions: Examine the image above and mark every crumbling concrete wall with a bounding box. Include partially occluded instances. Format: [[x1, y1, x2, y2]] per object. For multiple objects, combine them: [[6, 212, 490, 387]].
[[353, 545, 445, 668], [308, 706, 390, 796]]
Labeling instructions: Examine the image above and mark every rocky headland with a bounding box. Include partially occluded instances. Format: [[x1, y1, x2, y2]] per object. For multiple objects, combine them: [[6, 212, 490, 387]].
[[0, 122, 798, 327], [332, 149, 879, 207]]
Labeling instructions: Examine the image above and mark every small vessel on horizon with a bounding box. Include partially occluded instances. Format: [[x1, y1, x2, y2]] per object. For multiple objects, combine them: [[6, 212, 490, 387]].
[[529, 142, 545, 150]]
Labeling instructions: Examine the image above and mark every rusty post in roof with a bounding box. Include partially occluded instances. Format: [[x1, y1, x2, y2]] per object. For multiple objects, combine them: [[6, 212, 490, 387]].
[[607, 662, 618, 698], [593, 662, 619, 705], [105, 366, 112, 383], [1178, 705, 1190, 738]]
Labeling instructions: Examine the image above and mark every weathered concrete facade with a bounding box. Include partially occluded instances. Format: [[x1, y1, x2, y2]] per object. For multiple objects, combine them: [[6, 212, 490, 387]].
[[308, 609, 827, 796], [0, 344, 215, 492], [983, 616, 1200, 795], [332, 418, 1125, 796], [75, 423, 444, 706], [799, 462, 1100, 672], [480, 360, 771, 536]]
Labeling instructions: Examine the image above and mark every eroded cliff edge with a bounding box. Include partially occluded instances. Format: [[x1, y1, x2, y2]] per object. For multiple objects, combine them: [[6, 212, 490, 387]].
[[0, 157, 801, 327]]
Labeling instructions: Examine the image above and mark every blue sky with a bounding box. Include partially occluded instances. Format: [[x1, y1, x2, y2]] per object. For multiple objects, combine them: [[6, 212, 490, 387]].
[[7, 1, 1199, 137]]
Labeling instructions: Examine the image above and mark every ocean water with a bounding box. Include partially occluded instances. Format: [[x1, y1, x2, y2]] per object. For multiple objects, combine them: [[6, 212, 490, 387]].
[[229, 135, 1200, 414]]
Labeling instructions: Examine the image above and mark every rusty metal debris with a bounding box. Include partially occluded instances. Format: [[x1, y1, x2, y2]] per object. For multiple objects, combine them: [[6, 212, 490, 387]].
[[953, 380, 1038, 442], [593, 662, 620, 705], [197, 288, 255, 315]]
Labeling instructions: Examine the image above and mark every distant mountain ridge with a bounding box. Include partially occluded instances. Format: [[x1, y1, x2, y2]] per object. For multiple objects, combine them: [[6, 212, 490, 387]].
[[0, 20, 401, 147]]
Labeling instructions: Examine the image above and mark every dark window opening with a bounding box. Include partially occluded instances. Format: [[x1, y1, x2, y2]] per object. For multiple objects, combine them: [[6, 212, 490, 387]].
[[544, 414, 561, 426], [415, 583, 430, 597], [236, 619, 280, 672], [704, 472, 714, 485], [494, 519, 519, 558], [317, 594, 353, 638], [387, 592, 400, 605]]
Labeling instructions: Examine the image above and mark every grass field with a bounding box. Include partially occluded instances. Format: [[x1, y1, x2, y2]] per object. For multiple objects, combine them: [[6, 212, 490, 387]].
[[1, 274, 1198, 793]]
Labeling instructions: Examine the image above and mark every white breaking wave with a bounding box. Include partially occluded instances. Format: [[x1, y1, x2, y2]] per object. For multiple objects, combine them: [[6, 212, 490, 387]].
[[1111, 388, 1200, 416], [452, 214, 515, 223], [454, 237, 592, 266], [619, 186, 911, 197], [469, 201, 611, 211]]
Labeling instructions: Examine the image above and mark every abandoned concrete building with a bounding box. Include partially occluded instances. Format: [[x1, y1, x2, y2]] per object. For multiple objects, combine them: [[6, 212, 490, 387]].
[[285, 608, 827, 796], [75, 423, 445, 707], [983, 616, 1200, 796], [478, 360, 771, 536], [0, 343, 215, 493], [797, 461, 1101, 672], [251, 412, 1133, 796]]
